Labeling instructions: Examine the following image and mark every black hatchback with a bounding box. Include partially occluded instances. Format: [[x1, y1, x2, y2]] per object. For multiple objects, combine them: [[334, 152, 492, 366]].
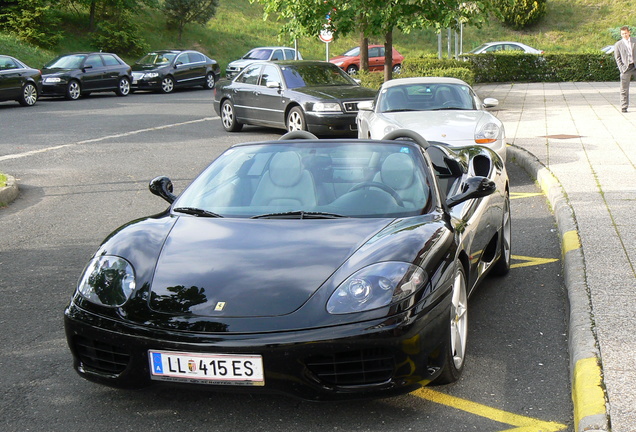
[[131, 50, 221, 93], [0, 55, 42, 106], [41, 52, 132, 100]]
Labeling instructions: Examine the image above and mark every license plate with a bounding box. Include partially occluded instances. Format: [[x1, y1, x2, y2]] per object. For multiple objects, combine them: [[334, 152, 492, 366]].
[[149, 350, 264, 386]]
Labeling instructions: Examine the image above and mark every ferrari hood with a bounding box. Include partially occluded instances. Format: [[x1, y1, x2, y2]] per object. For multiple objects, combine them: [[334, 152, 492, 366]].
[[148, 217, 391, 318], [381, 111, 490, 143]]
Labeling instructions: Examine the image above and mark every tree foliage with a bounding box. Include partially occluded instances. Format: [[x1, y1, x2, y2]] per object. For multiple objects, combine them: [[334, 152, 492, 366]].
[[495, 0, 547, 30], [164, 0, 220, 43], [0, 0, 61, 48]]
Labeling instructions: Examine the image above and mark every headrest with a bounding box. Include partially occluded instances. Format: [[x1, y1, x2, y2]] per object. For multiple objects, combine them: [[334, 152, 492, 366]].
[[269, 151, 303, 187], [381, 153, 415, 190]]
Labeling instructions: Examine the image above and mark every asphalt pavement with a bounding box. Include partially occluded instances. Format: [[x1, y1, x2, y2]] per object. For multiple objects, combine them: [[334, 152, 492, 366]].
[[476, 81, 635, 432]]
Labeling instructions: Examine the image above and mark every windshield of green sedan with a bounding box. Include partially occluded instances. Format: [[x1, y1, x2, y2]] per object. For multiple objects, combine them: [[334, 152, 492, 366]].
[[174, 142, 434, 218], [281, 64, 357, 88]]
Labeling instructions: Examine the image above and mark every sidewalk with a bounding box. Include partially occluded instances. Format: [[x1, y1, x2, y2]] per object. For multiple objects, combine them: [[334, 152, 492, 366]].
[[476, 82, 636, 432]]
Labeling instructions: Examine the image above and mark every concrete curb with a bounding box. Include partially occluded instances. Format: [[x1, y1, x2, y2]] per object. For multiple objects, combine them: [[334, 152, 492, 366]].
[[508, 145, 610, 432], [0, 174, 19, 206]]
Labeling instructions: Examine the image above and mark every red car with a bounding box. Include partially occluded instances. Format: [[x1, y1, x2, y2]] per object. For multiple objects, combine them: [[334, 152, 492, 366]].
[[330, 45, 404, 75]]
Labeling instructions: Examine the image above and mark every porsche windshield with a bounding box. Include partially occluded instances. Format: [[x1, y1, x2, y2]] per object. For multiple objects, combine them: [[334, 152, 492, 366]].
[[175, 141, 434, 218], [379, 83, 477, 112]]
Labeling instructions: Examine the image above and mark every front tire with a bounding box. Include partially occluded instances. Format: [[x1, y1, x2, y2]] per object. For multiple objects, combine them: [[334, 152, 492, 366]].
[[115, 77, 130, 96], [492, 192, 511, 276], [286, 106, 306, 132], [18, 82, 38, 106], [221, 99, 243, 132], [346, 64, 358, 75], [160, 76, 175, 94], [433, 264, 468, 385], [65, 80, 81, 100]]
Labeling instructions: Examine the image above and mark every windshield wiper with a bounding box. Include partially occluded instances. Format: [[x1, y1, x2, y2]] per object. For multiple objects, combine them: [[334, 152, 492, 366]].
[[251, 211, 347, 219], [383, 109, 418, 113], [173, 207, 223, 218], [432, 107, 469, 111]]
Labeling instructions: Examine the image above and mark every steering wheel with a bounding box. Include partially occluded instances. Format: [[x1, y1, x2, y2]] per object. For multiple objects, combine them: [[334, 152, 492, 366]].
[[348, 181, 404, 207]]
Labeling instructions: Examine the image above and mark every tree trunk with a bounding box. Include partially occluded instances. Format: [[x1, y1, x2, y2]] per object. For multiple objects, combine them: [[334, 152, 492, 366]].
[[360, 32, 369, 72], [384, 29, 393, 82], [89, 0, 96, 31]]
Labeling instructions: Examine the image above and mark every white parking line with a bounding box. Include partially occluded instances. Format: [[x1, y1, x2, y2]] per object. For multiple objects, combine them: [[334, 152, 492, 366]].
[[0, 117, 218, 162]]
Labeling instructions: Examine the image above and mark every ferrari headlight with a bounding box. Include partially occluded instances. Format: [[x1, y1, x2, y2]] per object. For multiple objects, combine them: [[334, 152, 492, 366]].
[[311, 102, 342, 112], [77, 255, 136, 307], [475, 122, 500, 144], [327, 262, 427, 314]]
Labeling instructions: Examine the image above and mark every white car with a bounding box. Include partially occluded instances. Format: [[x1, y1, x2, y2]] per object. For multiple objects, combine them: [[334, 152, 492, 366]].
[[357, 77, 506, 160], [225, 47, 302, 78], [467, 41, 543, 54]]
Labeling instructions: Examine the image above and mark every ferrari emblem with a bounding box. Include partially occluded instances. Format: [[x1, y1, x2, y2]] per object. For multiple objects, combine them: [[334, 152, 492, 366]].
[[214, 302, 226, 311]]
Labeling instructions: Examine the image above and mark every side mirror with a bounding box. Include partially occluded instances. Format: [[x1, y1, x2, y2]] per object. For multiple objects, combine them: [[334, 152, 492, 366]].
[[483, 98, 499, 108], [266, 81, 281, 89], [446, 176, 496, 208], [83, 64, 93, 71], [357, 100, 374, 111], [149, 176, 177, 204]]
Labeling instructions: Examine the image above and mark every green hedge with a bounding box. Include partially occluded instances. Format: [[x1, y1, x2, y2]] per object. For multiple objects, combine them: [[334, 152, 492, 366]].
[[357, 52, 620, 88]]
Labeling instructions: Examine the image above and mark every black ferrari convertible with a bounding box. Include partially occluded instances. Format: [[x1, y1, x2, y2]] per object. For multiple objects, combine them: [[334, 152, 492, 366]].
[[64, 130, 511, 400]]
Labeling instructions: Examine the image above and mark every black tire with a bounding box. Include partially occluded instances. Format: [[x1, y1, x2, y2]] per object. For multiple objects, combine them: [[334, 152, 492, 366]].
[[160, 76, 175, 94], [220, 99, 243, 132], [65, 80, 81, 100], [286, 106, 307, 132], [18, 82, 38, 106], [203, 72, 215, 89], [115, 76, 131, 96], [393, 64, 402, 74], [346, 64, 358, 75], [492, 193, 511, 276], [433, 264, 468, 385]]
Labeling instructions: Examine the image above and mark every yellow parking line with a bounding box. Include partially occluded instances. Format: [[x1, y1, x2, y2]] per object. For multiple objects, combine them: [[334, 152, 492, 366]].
[[562, 230, 581, 255], [511, 255, 559, 269], [413, 388, 567, 431], [573, 357, 606, 430], [511, 192, 543, 200]]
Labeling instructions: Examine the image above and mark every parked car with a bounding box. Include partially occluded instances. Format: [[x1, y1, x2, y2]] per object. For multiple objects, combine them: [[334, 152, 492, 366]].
[[131, 50, 221, 93], [0, 55, 42, 106], [41, 52, 132, 100], [357, 77, 506, 160], [226, 47, 302, 78], [467, 41, 543, 54], [214, 60, 376, 136], [329, 45, 404, 75], [601, 45, 615, 54], [63, 130, 510, 400]]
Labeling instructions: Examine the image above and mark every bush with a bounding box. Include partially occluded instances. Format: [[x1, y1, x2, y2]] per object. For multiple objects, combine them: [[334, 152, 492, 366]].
[[357, 60, 475, 89], [0, 0, 61, 49], [496, 0, 547, 30], [90, 12, 149, 58]]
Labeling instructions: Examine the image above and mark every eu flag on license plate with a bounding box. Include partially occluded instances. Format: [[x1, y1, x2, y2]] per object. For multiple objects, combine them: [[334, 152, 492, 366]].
[[152, 352, 163, 374]]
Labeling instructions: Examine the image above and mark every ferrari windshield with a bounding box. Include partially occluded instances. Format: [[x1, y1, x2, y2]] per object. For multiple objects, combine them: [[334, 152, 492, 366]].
[[174, 141, 434, 218], [378, 83, 477, 112], [281, 63, 358, 88]]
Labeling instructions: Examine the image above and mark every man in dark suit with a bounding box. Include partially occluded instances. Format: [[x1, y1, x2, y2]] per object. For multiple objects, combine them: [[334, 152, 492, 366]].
[[614, 26, 636, 112]]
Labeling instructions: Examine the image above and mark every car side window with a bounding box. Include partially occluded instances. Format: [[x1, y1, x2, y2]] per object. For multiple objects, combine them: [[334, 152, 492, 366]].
[[369, 47, 380, 58], [176, 53, 190, 64], [238, 65, 261, 85], [260, 65, 281, 87], [505, 44, 523, 51], [271, 50, 284, 61], [0, 57, 18, 70], [85, 55, 104, 68], [101, 54, 120, 66], [284, 49, 296, 60], [189, 52, 204, 63]]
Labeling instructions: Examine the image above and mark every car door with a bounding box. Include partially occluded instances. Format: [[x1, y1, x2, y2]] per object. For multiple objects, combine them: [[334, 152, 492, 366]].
[[183, 51, 207, 86], [0, 57, 22, 99], [368, 47, 384, 71], [270, 49, 285, 61], [172, 52, 195, 87], [232, 63, 263, 122], [82, 54, 106, 91], [254, 64, 285, 126], [100, 54, 124, 89]]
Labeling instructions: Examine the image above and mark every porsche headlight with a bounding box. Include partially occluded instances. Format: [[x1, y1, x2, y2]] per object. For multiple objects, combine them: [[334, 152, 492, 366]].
[[327, 262, 427, 314], [77, 256, 136, 307], [311, 102, 342, 112], [383, 124, 398, 136], [475, 122, 500, 144]]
